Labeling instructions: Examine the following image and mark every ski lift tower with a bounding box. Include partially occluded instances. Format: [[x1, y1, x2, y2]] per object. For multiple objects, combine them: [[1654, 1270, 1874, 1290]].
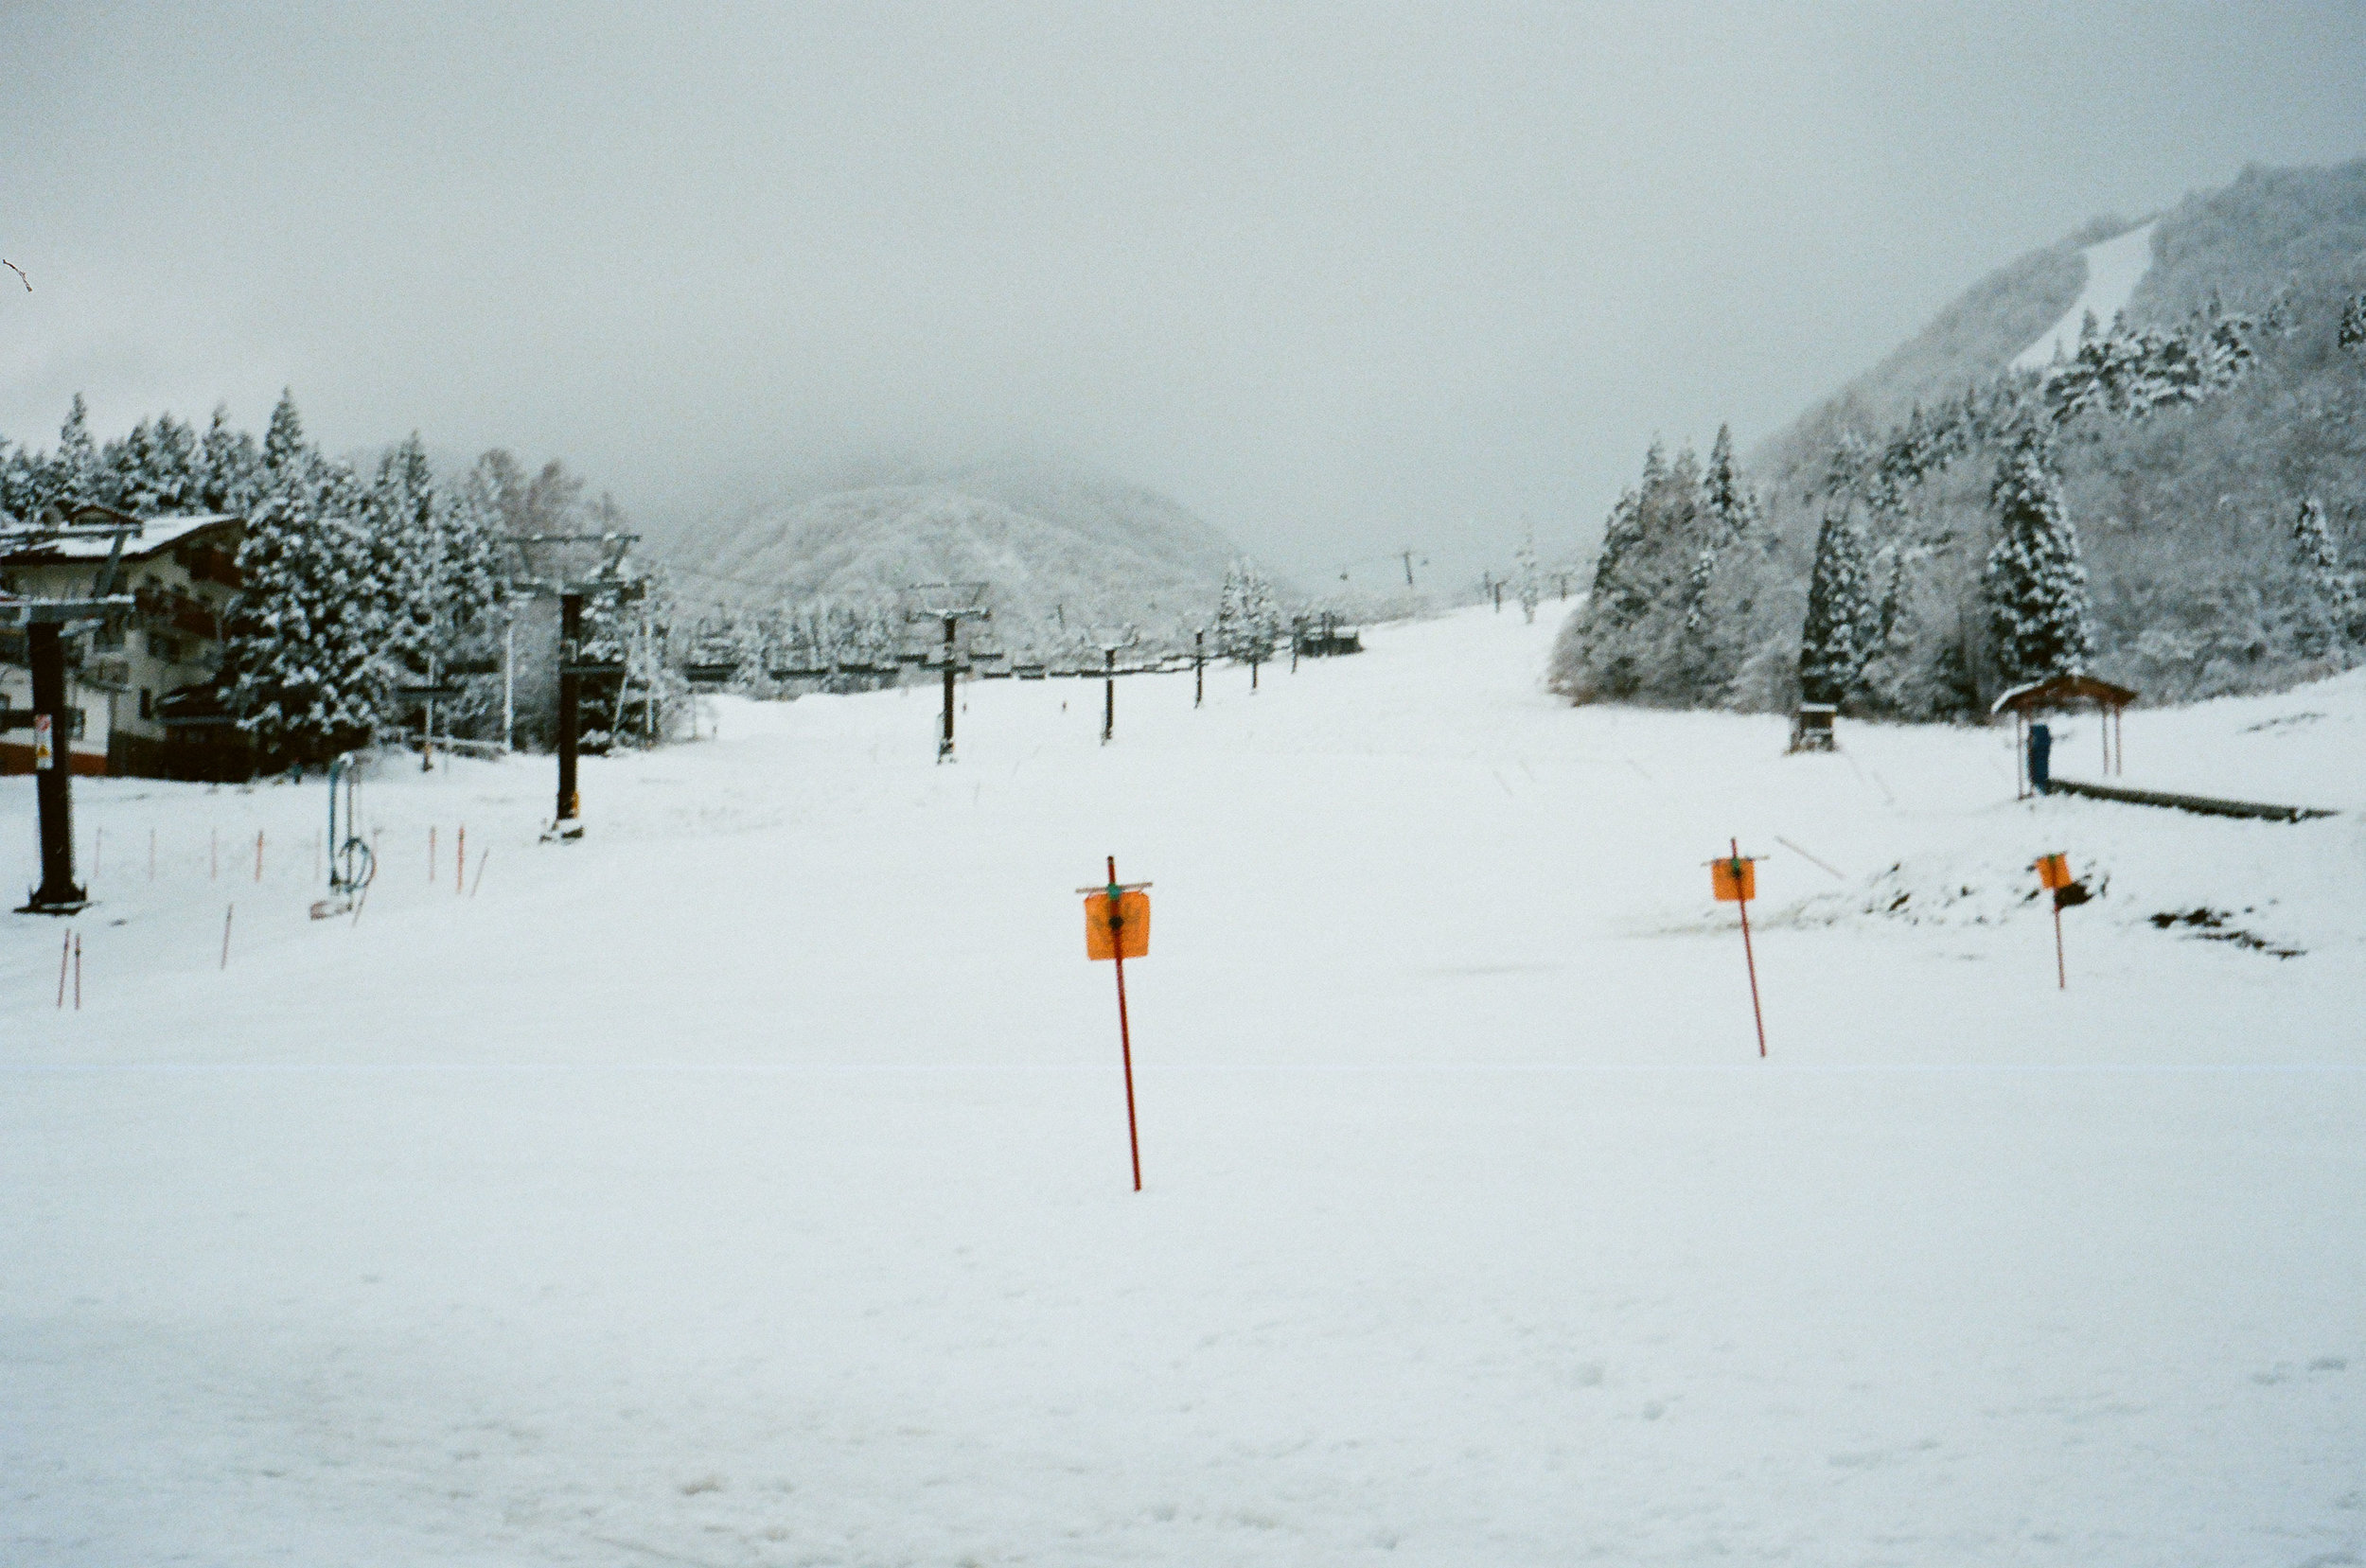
[[503, 531, 642, 837], [1090, 625, 1139, 745], [4, 512, 138, 913], [904, 582, 990, 763]]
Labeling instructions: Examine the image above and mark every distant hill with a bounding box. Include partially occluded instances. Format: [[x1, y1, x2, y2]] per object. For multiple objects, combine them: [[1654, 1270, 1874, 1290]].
[[655, 461, 1256, 652], [1727, 158, 2366, 709]]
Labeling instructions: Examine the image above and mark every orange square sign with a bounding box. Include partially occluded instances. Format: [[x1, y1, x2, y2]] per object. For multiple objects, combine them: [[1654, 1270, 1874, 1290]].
[[1711, 856, 1755, 903], [2036, 853, 2072, 890], [1085, 890, 1150, 960]]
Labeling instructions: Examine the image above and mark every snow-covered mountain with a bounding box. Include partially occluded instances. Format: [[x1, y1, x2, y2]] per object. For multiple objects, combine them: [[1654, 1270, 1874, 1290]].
[[1754, 160, 2366, 524], [1734, 158, 2366, 706], [655, 462, 1254, 645]]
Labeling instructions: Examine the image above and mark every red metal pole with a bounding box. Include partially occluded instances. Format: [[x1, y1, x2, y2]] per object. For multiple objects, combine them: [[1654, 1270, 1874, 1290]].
[[1109, 854, 1142, 1192], [1733, 837, 1766, 1058], [456, 825, 466, 895], [2053, 900, 2066, 991], [255, 829, 264, 883]]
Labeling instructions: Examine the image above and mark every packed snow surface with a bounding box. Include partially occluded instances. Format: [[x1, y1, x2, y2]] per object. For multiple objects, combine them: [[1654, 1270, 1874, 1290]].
[[2010, 220, 2160, 371], [4, 604, 2361, 1565]]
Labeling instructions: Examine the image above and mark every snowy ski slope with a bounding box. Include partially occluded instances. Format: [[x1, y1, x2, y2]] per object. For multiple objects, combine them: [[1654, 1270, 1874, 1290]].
[[2009, 220, 2160, 371], [3, 603, 2360, 1565]]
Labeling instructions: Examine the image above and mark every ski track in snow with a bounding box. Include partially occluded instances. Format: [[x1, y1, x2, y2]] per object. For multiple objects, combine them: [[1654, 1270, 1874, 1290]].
[[3, 604, 2361, 1565], [2011, 220, 2161, 372]]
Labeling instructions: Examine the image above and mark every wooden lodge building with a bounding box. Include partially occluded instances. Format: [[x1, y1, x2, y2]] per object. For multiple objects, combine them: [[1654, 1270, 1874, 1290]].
[[1, 502, 247, 780]]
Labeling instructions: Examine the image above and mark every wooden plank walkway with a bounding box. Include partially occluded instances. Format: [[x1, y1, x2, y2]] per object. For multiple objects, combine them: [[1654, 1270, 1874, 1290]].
[[2047, 776, 2338, 822]]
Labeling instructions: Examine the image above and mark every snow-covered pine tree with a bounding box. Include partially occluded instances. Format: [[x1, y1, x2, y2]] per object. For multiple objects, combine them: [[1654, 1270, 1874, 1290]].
[[1980, 428, 2092, 688], [100, 418, 161, 512], [2197, 296, 2254, 394], [1549, 438, 1709, 704], [224, 462, 391, 764], [1217, 558, 1281, 680], [1589, 484, 1649, 621], [1685, 424, 1755, 631], [261, 389, 309, 480], [150, 413, 198, 512], [0, 439, 40, 522], [373, 434, 443, 676], [49, 394, 99, 503], [2289, 496, 2357, 652], [100, 414, 198, 514], [1819, 428, 1872, 507], [197, 404, 261, 513], [1797, 509, 1875, 705]]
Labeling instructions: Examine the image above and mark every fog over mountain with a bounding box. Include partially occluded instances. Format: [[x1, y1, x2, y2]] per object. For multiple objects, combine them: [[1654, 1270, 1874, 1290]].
[[658, 460, 1254, 643]]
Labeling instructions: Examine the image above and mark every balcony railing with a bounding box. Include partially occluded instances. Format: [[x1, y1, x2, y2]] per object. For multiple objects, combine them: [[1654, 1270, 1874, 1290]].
[[133, 588, 225, 640]]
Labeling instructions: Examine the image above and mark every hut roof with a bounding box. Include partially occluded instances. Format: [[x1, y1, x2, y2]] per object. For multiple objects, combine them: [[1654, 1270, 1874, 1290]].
[[1989, 673, 2139, 716]]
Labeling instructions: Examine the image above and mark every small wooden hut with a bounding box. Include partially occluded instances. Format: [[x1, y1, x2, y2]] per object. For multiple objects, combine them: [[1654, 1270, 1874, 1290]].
[[1990, 674, 2137, 800]]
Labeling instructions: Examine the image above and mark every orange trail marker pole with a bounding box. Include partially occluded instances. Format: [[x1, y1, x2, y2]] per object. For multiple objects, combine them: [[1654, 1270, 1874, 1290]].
[[1735, 840, 1765, 1059], [1712, 838, 1767, 1058], [1111, 857, 1142, 1192], [221, 904, 234, 970], [57, 929, 70, 1008], [2035, 853, 2073, 991], [73, 932, 80, 1011], [1082, 856, 1153, 1191], [255, 829, 264, 883]]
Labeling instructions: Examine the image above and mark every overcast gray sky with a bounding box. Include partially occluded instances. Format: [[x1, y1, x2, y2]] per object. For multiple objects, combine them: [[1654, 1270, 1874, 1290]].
[[4, 2, 2362, 584]]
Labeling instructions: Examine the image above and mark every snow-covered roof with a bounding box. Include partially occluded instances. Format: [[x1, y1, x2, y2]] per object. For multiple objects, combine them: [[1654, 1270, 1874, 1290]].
[[1989, 673, 2140, 714], [0, 511, 242, 564]]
